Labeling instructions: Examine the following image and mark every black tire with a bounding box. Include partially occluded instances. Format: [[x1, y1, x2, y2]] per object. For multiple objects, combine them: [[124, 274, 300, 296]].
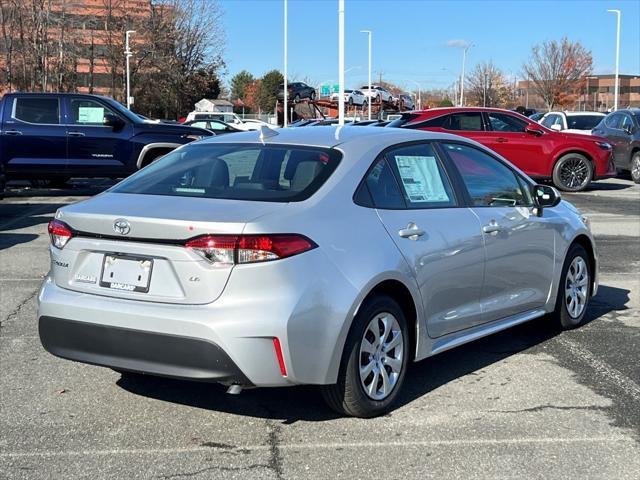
[[630, 151, 640, 184], [551, 243, 591, 330], [310, 91, 316, 101], [552, 153, 593, 192], [348, 97, 353, 106], [140, 150, 169, 169], [362, 100, 368, 110], [294, 94, 300, 103], [375, 94, 381, 103], [321, 294, 409, 418]]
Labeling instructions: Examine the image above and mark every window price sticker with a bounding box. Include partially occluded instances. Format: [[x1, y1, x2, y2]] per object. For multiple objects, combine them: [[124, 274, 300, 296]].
[[394, 156, 450, 203]]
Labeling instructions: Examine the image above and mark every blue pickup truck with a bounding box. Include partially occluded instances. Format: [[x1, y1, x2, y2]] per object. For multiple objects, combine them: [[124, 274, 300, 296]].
[[0, 92, 212, 198]]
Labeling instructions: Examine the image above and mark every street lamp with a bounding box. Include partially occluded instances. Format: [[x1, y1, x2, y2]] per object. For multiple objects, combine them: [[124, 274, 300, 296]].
[[442, 67, 458, 105], [410, 80, 421, 110], [338, 0, 345, 125], [360, 30, 372, 120], [459, 42, 474, 106], [125, 30, 135, 109], [607, 9, 621, 111], [283, 0, 288, 126]]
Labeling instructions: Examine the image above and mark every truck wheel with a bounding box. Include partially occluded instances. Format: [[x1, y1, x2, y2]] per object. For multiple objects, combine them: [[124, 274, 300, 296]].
[[552, 154, 593, 192], [631, 152, 640, 184], [321, 294, 409, 417]]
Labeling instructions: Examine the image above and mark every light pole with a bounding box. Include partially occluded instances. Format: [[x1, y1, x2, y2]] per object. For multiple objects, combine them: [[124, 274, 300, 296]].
[[338, 0, 345, 125], [125, 30, 135, 109], [410, 80, 421, 110], [360, 30, 372, 120], [459, 43, 474, 106], [607, 9, 621, 111], [283, 0, 288, 126]]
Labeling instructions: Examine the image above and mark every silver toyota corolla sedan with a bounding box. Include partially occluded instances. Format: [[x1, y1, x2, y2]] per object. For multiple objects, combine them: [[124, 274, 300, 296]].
[[38, 126, 597, 417]]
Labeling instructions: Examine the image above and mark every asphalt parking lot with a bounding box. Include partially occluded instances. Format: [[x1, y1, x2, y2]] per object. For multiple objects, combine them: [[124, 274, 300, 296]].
[[1, 178, 639, 479]]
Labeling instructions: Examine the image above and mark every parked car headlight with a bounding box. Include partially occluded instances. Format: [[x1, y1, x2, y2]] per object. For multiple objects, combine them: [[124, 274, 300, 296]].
[[595, 141, 612, 150]]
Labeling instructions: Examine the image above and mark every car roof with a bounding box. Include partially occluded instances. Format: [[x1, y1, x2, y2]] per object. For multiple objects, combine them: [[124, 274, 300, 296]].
[[546, 111, 605, 117], [197, 124, 467, 149]]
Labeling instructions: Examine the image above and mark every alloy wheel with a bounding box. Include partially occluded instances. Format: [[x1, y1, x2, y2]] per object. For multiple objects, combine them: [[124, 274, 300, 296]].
[[631, 155, 640, 183], [565, 256, 589, 319], [359, 312, 404, 400], [559, 157, 590, 190]]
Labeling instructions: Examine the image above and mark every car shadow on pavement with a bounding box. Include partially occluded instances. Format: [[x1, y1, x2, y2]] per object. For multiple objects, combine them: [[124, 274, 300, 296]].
[[116, 286, 629, 423], [586, 178, 636, 191], [0, 232, 39, 249], [0, 202, 65, 232]]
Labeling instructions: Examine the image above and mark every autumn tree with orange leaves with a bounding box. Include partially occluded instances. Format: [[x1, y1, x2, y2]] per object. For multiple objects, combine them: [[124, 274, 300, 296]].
[[523, 38, 593, 111]]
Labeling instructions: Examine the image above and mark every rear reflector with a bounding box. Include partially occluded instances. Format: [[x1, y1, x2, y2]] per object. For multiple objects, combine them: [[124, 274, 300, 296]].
[[185, 234, 316, 265], [273, 337, 287, 377], [48, 220, 73, 249]]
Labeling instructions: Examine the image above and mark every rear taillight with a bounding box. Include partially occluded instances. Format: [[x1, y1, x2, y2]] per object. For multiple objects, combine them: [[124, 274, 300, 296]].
[[47, 219, 73, 249], [185, 234, 316, 265]]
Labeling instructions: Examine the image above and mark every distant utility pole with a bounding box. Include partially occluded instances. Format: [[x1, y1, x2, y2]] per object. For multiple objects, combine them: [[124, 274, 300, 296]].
[[607, 9, 621, 111], [125, 30, 135, 109]]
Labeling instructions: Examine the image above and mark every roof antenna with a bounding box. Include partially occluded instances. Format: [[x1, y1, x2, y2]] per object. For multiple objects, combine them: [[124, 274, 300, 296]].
[[259, 125, 278, 143]]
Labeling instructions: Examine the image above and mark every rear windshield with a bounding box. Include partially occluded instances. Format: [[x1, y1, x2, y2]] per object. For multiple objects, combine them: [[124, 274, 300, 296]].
[[567, 115, 604, 130], [111, 143, 342, 202]]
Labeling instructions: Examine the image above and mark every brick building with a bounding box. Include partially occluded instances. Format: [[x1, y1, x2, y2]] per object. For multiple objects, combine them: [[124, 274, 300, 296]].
[[517, 74, 640, 112], [0, 0, 159, 100]]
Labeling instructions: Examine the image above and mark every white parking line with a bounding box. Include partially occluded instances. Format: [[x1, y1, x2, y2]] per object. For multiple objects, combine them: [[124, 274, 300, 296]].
[[557, 337, 640, 401], [0, 436, 635, 458]]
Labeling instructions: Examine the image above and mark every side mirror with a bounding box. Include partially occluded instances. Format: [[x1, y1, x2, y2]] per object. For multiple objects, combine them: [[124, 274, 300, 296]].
[[525, 124, 544, 136], [533, 184, 561, 211], [104, 113, 124, 130], [550, 124, 562, 132]]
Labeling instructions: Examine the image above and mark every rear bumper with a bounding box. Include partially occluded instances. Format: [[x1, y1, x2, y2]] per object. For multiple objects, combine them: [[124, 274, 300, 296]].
[[39, 316, 251, 385]]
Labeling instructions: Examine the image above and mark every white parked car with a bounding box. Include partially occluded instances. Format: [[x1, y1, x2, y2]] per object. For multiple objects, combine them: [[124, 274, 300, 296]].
[[359, 85, 393, 103], [540, 112, 605, 135], [185, 111, 266, 131], [331, 89, 368, 107]]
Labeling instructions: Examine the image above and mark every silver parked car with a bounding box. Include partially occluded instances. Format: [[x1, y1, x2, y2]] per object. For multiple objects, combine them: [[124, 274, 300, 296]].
[[38, 126, 597, 417]]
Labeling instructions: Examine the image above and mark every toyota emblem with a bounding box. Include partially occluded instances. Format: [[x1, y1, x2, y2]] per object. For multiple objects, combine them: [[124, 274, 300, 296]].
[[113, 218, 131, 235]]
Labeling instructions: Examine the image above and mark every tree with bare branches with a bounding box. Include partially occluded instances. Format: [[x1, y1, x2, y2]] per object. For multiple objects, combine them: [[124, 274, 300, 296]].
[[466, 61, 510, 107], [523, 38, 593, 111]]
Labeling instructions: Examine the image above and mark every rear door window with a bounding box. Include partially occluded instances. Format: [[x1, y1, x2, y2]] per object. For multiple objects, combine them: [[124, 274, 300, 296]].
[[604, 113, 623, 129], [12, 97, 60, 124], [384, 143, 456, 208], [446, 112, 484, 131], [111, 143, 341, 202]]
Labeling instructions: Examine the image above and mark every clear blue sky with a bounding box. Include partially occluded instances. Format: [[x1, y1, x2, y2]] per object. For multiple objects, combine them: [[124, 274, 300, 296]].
[[221, 0, 640, 92]]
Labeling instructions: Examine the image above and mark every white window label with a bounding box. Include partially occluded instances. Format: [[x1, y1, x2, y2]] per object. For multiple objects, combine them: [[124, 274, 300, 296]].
[[394, 156, 450, 203], [78, 106, 105, 123]]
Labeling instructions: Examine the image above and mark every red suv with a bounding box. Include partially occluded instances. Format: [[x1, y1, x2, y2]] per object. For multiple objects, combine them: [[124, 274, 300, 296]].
[[388, 108, 616, 191]]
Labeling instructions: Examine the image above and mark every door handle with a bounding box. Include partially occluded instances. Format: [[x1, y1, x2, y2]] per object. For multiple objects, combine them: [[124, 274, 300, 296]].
[[398, 222, 425, 240], [482, 220, 502, 234], [496, 137, 508, 143], [67, 131, 85, 137], [4, 129, 22, 135]]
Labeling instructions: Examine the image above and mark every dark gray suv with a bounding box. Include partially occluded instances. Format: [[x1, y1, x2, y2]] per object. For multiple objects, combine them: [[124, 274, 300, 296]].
[[592, 109, 640, 183]]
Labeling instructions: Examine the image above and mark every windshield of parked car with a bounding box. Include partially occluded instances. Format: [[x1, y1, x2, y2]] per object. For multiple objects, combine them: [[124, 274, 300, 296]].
[[111, 143, 342, 202], [567, 115, 605, 130]]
